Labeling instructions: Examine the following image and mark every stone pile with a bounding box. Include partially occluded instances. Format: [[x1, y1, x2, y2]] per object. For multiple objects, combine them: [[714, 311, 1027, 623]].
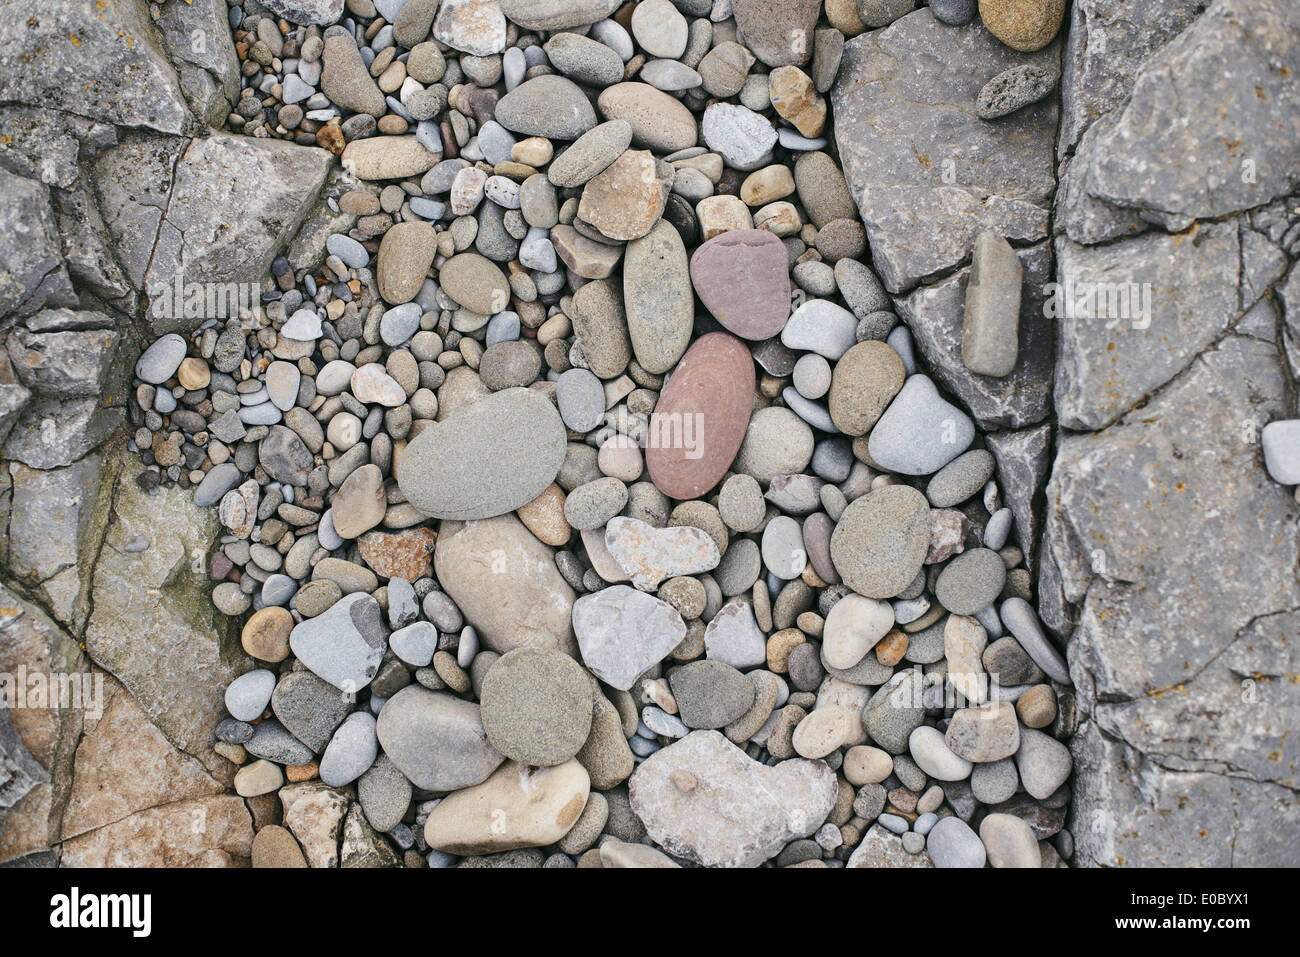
[[123, 0, 1083, 869]]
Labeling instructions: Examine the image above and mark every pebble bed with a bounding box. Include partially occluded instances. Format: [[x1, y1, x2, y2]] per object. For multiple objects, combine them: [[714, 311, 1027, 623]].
[[129, 0, 1077, 868]]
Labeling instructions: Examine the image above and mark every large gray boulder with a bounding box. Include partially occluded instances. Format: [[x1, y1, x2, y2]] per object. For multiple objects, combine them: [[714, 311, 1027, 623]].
[[831, 10, 1059, 293]]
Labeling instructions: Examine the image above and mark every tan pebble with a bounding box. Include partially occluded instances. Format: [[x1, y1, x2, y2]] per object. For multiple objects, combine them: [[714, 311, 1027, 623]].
[[875, 629, 909, 667], [177, 357, 211, 390], [516, 483, 572, 546], [1016, 684, 1057, 728], [695, 194, 753, 240], [792, 705, 851, 759], [285, 760, 318, 783], [241, 606, 293, 662], [512, 137, 553, 167], [766, 628, 805, 673], [843, 745, 893, 786], [251, 825, 308, 868], [740, 164, 796, 206], [234, 759, 284, 797]]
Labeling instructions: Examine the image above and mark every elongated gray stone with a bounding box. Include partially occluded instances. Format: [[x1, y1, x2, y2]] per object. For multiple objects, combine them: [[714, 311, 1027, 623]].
[[962, 230, 1022, 377]]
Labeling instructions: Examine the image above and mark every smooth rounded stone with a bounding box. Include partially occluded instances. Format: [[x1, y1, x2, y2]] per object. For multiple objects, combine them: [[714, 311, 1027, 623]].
[[571, 278, 632, 378], [830, 485, 930, 600], [645, 332, 755, 500], [547, 120, 634, 188], [827, 341, 905, 437], [631, 0, 688, 57], [498, 0, 621, 29], [929, 0, 977, 23], [781, 298, 858, 360], [689, 229, 791, 340], [978, 0, 1066, 52], [935, 548, 1006, 615], [1262, 420, 1300, 484], [544, 32, 625, 87], [479, 647, 594, 766], [761, 516, 807, 580], [398, 387, 566, 520], [597, 83, 698, 154], [605, 516, 720, 591], [669, 660, 755, 730], [856, 0, 916, 27], [350, 364, 406, 406], [574, 585, 685, 689], [698, 40, 755, 98], [332, 464, 386, 539], [783, 387, 836, 434], [433, 0, 506, 54], [194, 463, 243, 507], [641, 58, 701, 91], [379, 303, 422, 348], [945, 701, 1021, 764], [376, 686, 504, 792], [495, 75, 597, 140], [1015, 727, 1072, 800], [632, 730, 837, 867], [390, 621, 437, 666], [479, 340, 543, 390], [241, 606, 292, 662], [1017, 684, 1056, 728], [315, 360, 356, 396], [908, 725, 973, 782], [288, 592, 388, 692], [979, 812, 1039, 868], [245, 720, 313, 766], [436, 515, 577, 656], [702, 103, 777, 172], [793, 354, 832, 400], [703, 598, 766, 669], [359, 754, 413, 832], [265, 361, 301, 412], [792, 705, 851, 759], [425, 758, 590, 855], [718, 474, 765, 532], [794, 151, 857, 229], [982, 508, 1012, 551], [225, 669, 276, 722], [927, 815, 986, 868], [843, 745, 893, 786], [734, 407, 814, 484], [341, 136, 440, 180], [261, 574, 297, 608], [822, 594, 894, 670], [259, 425, 314, 486], [625, 220, 693, 374], [971, 757, 1020, 804], [268, 671, 349, 755], [863, 670, 926, 754], [834, 259, 889, 319], [136, 334, 187, 384], [320, 712, 378, 787], [565, 477, 628, 531], [555, 369, 606, 434], [1000, 597, 1070, 684], [322, 26, 385, 116], [926, 449, 996, 508], [438, 252, 511, 315], [643, 706, 691, 740], [712, 538, 760, 598], [868, 374, 975, 476], [327, 232, 368, 268]]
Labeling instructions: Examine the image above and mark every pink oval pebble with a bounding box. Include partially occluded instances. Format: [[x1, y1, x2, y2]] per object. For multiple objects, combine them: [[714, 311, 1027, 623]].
[[646, 332, 755, 500], [689, 228, 791, 340]]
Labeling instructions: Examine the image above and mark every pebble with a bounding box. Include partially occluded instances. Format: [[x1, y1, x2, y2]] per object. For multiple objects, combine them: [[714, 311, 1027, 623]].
[[496, 75, 598, 139], [625, 220, 694, 373], [979, 812, 1040, 868], [1262, 420, 1300, 484], [397, 387, 566, 519], [690, 229, 791, 340], [867, 374, 976, 476], [702, 103, 777, 172], [908, 725, 973, 781], [978, 64, 1057, 119], [480, 647, 594, 766], [320, 712, 378, 787], [547, 120, 634, 188], [978, 0, 1066, 52], [390, 621, 437, 666], [935, 548, 1007, 615], [605, 517, 721, 591], [822, 594, 895, 669], [645, 332, 755, 500], [597, 83, 698, 154], [374, 685, 504, 791], [288, 592, 388, 691], [927, 816, 987, 868], [225, 669, 276, 722], [828, 341, 905, 435], [829, 484, 931, 599], [782, 299, 858, 360], [1015, 727, 1073, 799], [573, 585, 686, 690], [703, 598, 767, 669], [669, 660, 755, 729], [1000, 598, 1071, 684], [135, 334, 187, 384]]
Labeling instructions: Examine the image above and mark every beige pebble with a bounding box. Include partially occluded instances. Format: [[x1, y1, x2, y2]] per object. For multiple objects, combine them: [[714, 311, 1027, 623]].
[[177, 357, 210, 390], [843, 745, 893, 786], [792, 705, 851, 759]]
